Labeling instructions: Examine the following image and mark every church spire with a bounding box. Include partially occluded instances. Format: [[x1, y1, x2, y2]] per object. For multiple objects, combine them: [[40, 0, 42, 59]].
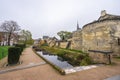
[[77, 21, 79, 30]]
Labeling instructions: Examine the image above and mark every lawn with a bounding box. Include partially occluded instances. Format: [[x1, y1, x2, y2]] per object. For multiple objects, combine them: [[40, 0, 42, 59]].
[[0, 46, 9, 60]]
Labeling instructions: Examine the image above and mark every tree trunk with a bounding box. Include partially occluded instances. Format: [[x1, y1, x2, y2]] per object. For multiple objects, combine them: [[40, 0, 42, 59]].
[[8, 33, 12, 46]]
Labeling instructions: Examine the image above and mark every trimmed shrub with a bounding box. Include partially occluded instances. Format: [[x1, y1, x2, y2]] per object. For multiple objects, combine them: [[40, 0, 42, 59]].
[[15, 44, 26, 54], [8, 47, 21, 65], [41, 43, 48, 46]]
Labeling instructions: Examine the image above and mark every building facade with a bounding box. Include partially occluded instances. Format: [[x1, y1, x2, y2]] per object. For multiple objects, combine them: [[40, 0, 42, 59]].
[[0, 29, 19, 46]]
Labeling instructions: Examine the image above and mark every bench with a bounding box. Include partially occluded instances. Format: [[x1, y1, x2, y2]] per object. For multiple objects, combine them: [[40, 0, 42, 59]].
[[88, 50, 113, 64]]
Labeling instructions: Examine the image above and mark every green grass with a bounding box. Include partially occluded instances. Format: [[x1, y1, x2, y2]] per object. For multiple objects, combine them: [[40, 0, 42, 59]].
[[39, 46, 92, 66], [0, 46, 10, 60], [114, 56, 120, 59], [40, 46, 85, 54], [59, 48, 87, 54]]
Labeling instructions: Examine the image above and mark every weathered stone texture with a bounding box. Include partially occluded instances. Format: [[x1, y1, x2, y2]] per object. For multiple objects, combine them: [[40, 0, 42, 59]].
[[70, 30, 82, 50], [70, 10, 120, 63], [82, 20, 120, 56], [59, 42, 69, 48], [89, 52, 108, 63]]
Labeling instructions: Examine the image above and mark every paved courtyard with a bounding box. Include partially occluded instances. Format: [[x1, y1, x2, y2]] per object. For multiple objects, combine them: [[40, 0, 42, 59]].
[[0, 47, 120, 80]]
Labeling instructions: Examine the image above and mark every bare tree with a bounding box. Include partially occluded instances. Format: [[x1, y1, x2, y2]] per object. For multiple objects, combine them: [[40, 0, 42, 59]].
[[0, 21, 20, 45]]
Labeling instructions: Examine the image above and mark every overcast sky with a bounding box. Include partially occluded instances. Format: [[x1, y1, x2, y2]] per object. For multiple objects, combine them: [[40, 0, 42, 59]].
[[0, 0, 120, 39]]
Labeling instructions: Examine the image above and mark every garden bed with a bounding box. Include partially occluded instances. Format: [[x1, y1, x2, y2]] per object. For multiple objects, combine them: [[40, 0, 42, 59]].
[[39, 46, 92, 66]]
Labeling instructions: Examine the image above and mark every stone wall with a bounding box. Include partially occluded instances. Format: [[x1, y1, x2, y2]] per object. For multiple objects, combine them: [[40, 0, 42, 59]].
[[70, 20, 120, 63], [89, 52, 109, 64], [82, 20, 120, 57], [47, 39, 56, 47], [69, 30, 82, 50], [46, 37, 57, 47], [59, 41, 69, 48]]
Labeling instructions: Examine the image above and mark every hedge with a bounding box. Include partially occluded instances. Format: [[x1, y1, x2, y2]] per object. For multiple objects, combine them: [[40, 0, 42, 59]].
[[15, 44, 26, 54], [8, 47, 21, 65]]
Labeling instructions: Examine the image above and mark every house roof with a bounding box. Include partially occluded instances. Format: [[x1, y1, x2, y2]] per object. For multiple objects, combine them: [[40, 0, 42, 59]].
[[83, 10, 120, 28], [98, 14, 120, 21]]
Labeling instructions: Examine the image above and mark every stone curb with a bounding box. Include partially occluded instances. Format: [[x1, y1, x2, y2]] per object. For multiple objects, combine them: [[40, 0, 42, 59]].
[[104, 75, 120, 80], [64, 64, 104, 74], [0, 62, 46, 74]]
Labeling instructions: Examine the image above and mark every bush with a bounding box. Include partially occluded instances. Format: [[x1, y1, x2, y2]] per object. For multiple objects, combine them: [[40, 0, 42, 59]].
[[8, 47, 21, 65], [57, 50, 67, 57], [15, 44, 26, 54], [80, 57, 92, 66], [41, 43, 48, 46]]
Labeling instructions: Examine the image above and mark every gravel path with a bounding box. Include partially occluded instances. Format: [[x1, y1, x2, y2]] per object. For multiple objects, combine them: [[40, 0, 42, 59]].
[[0, 47, 45, 70], [0, 47, 120, 80]]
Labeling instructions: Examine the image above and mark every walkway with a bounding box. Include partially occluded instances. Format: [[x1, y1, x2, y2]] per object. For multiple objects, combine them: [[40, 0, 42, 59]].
[[0, 47, 120, 80], [0, 47, 45, 71], [104, 75, 120, 80]]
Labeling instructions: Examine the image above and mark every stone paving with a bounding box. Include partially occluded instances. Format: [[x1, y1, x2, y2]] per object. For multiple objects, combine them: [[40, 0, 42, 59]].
[[0, 47, 45, 71], [64, 64, 103, 74], [0, 62, 46, 74], [104, 75, 120, 80]]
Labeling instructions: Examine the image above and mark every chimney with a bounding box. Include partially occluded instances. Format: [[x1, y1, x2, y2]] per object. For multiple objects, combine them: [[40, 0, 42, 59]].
[[101, 10, 106, 16]]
